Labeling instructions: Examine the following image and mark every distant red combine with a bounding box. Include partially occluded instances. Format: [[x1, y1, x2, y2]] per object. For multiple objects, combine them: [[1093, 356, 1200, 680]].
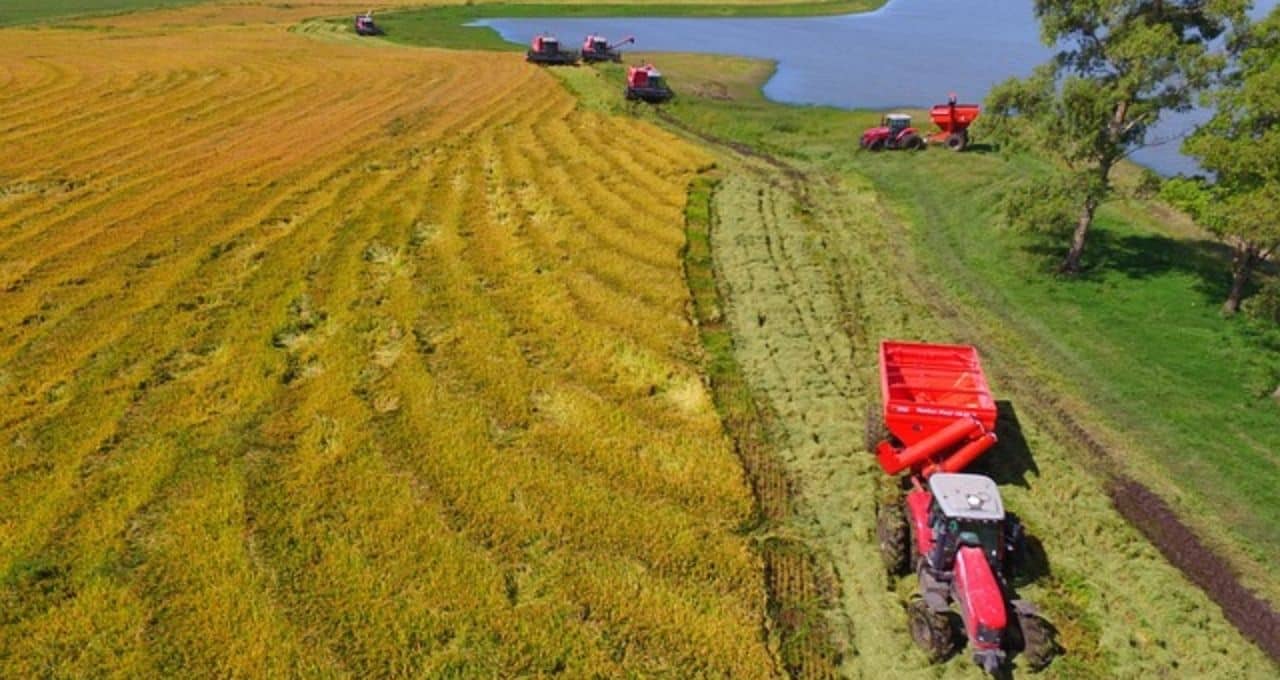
[[625, 63, 673, 103], [526, 34, 579, 66], [867, 341, 1057, 674], [860, 95, 980, 152], [354, 12, 382, 37], [581, 34, 635, 63]]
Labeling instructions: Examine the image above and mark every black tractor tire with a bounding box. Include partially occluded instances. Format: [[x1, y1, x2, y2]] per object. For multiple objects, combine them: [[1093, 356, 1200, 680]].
[[864, 399, 890, 453], [945, 132, 968, 152], [868, 138, 886, 152], [908, 598, 957, 663], [877, 503, 910, 576], [1012, 610, 1058, 672], [901, 133, 925, 150]]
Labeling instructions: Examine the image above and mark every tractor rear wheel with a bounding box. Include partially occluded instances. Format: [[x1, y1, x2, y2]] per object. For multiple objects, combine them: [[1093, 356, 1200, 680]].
[[907, 598, 957, 662], [877, 503, 909, 576], [901, 133, 925, 150], [864, 400, 890, 453], [945, 132, 968, 151], [1014, 610, 1058, 671]]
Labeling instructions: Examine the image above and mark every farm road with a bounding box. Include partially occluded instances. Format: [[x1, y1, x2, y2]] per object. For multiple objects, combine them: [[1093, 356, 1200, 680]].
[[703, 151, 1278, 677]]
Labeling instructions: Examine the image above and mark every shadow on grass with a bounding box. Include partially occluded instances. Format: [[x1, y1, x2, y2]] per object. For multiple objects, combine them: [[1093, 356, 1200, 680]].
[[970, 400, 1039, 489], [1026, 227, 1243, 304]]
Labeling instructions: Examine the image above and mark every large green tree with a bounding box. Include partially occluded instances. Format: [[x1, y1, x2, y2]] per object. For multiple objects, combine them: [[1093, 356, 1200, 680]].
[[985, 0, 1248, 274], [1169, 6, 1280, 314]]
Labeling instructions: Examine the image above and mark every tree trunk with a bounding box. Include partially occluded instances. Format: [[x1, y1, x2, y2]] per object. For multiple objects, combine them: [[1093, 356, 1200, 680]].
[[1222, 243, 1257, 315], [1060, 196, 1097, 274]]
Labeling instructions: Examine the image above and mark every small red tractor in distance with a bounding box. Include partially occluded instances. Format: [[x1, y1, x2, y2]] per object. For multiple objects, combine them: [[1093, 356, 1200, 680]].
[[526, 34, 579, 66], [354, 12, 383, 37], [929, 94, 981, 151], [860, 95, 981, 152], [581, 34, 635, 63], [625, 64, 673, 103], [860, 113, 925, 151], [868, 341, 1057, 674]]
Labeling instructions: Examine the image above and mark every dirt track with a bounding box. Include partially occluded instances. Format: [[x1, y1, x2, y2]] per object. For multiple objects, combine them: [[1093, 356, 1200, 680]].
[[688, 131, 1278, 676]]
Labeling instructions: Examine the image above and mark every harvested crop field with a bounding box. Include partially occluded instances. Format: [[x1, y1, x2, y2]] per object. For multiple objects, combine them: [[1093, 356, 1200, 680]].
[[0, 19, 778, 677]]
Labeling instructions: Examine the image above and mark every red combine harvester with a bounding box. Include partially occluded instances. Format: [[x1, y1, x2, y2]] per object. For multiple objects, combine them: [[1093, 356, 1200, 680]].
[[860, 95, 981, 152], [526, 34, 579, 66], [581, 34, 635, 63], [868, 341, 1056, 674], [928, 95, 981, 150], [354, 12, 383, 37], [625, 64, 673, 103]]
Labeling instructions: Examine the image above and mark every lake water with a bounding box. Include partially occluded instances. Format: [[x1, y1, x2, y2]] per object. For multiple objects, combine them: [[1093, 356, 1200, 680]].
[[478, 0, 1277, 176]]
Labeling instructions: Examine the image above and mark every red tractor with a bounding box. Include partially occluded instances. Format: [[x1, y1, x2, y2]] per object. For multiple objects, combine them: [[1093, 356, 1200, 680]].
[[354, 12, 383, 37], [868, 341, 1057, 674], [581, 34, 635, 63], [526, 34, 579, 66], [860, 113, 924, 151], [625, 64, 673, 104]]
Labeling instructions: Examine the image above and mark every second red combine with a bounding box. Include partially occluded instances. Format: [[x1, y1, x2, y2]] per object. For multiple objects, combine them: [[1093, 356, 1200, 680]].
[[867, 341, 1057, 675]]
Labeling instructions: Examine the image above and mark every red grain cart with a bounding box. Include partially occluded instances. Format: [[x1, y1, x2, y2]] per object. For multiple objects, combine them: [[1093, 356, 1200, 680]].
[[870, 340, 998, 477], [927, 95, 980, 150]]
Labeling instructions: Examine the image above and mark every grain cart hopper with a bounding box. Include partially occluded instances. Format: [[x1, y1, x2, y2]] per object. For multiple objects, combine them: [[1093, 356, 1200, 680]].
[[625, 64, 673, 103], [928, 94, 980, 150], [868, 341, 1057, 674], [354, 12, 383, 36], [582, 34, 634, 63], [527, 34, 579, 66]]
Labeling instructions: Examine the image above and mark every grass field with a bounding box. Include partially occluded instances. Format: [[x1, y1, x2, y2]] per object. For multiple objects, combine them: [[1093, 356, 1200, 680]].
[[0, 16, 790, 676]]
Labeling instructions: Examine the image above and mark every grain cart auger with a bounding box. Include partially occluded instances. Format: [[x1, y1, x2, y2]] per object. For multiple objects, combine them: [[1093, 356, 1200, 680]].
[[582, 34, 635, 63], [867, 341, 1058, 674], [526, 34, 580, 66], [354, 11, 383, 36], [625, 63, 673, 103]]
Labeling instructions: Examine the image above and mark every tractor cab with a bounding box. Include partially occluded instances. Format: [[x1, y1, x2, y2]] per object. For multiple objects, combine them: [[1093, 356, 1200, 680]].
[[885, 113, 912, 136], [923, 473, 1007, 573]]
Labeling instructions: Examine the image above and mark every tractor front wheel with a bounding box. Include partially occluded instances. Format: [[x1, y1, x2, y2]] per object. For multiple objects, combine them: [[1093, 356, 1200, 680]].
[[867, 138, 885, 152], [877, 503, 909, 576], [907, 598, 957, 663], [1013, 610, 1058, 671]]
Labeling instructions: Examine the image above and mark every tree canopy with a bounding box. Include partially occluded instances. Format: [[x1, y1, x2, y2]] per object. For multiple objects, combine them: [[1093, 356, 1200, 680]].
[[985, 0, 1248, 273]]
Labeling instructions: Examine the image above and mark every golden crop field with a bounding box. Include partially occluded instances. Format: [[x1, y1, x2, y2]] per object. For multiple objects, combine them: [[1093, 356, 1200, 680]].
[[0, 17, 779, 678]]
